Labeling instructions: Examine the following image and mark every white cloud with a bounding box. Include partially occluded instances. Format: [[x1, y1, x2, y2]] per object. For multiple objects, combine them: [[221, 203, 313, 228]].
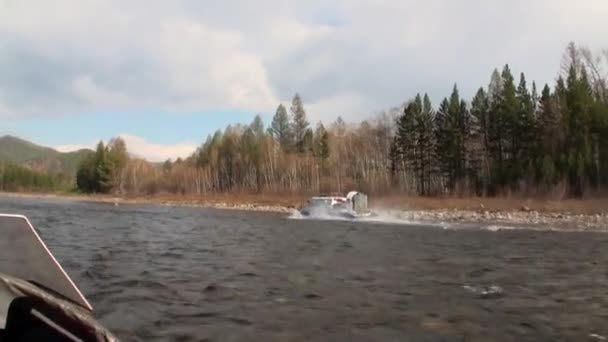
[[54, 134, 196, 162], [0, 0, 607, 122], [304, 92, 376, 124], [154, 19, 277, 111], [118, 134, 196, 162], [54, 144, 93, 153], [0, 100, 17, 118], [71, 75, 135, 108]]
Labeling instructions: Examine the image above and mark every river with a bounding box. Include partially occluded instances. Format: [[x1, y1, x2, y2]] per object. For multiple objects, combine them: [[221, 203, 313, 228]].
[[1, 196, 607, 341]]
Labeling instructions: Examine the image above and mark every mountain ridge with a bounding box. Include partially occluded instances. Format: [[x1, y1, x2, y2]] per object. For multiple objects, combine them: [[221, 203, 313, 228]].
[[0, 135, 93, 175]]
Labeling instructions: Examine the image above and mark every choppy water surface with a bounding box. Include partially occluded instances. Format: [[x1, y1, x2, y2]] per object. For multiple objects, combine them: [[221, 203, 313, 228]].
[[1, 196, 608, 341]]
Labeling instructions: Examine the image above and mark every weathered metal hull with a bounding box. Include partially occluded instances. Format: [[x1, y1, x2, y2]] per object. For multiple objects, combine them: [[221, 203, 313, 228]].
[[0, 214, 117, 341], [299, 191, 374, 220]]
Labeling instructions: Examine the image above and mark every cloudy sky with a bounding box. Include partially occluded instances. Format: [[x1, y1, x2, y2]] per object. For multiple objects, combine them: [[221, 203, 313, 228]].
[[1, 0, 607, 161]]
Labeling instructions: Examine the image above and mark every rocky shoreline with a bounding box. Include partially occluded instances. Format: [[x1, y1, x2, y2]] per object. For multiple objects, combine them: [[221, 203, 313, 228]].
[[156, 200, 294, 213], [0, 191, 295, 213], [396, 209, 608, 231], [163, 201, 607, 231], [2, 192, 607, 231], [145, 200, 608, 231]]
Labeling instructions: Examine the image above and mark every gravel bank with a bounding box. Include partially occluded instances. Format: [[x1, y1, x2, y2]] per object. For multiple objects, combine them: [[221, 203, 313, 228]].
[[396, 209, 608, 231]]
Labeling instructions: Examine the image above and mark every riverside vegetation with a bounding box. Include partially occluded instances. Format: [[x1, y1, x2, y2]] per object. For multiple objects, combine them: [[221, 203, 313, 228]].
[[2, 43, 608, 204]]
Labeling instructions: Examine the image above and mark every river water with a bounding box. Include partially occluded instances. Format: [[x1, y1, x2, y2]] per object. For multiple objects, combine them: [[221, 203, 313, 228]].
[[1, 196, 608, 341]]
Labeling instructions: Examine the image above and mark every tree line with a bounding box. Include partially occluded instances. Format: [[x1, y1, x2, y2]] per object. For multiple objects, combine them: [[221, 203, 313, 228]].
[[61, 42, 606, 197], [0, 163, 71, 192], [391, 43, 608, 196]]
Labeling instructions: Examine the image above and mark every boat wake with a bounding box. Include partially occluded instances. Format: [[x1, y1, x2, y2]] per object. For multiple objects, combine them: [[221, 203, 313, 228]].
[[288, 208, 444, 227]]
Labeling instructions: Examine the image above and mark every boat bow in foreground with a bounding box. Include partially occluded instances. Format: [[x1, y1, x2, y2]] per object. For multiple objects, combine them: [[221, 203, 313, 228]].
[[0, 214, 117, 341]]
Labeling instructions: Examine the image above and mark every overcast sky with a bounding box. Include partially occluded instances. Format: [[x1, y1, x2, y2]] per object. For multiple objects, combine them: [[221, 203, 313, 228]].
[[1, 0, 607, 161]]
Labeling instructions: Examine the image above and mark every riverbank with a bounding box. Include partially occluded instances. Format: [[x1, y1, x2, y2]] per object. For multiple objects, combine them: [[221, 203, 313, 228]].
[[0, 192, 301, 213], [376, 196, 608, 231], [394, 209, 608, 231], [1, 191, 607, 230]]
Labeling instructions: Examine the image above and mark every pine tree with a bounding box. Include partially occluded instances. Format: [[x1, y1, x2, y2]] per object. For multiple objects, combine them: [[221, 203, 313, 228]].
[[290, 93, 310, 153], [458, 99, 470, 189], [395, 96, 418, 191], [313, 123, 330, 163], [76, 155, 96, 193], [417, 94, 435, 195], [250, 115, 265, 138], [487, 68, 505, 188], [470, 87, 490, 194], [515, 72, 536, 183], [595, 105, 608, 186], [536, 84, 563, 186], [95, 141, 114, 193], [500, 65, 518, 187], [451, 86, 468, 190], [271, 104, 291, 152], [589, 82, 608, 187], [531, 81, 539, 113], [433, 85, 470, 193], [108, 137, 128, 171], [434, 98, 451, 192], [77, 141, 115, 193], [564, 64, 593, 194], [303, 128, 314, 153]]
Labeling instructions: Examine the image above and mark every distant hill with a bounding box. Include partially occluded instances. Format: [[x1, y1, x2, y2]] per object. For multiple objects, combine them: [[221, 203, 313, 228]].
[[0, 135, 93, 175]]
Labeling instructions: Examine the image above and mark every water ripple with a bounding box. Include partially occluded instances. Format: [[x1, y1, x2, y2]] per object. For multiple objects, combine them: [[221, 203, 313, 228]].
[[1, 196, 608, 341]]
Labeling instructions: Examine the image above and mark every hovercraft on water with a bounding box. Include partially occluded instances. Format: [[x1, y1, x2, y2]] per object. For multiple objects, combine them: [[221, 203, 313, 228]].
[[299, 191, 375, 219], [0, 214, 117, 341]]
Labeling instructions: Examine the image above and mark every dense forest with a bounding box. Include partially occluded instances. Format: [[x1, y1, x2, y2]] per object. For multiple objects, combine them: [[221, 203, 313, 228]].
[[0, 163, 72, 192], [7, 43, 608, 198]]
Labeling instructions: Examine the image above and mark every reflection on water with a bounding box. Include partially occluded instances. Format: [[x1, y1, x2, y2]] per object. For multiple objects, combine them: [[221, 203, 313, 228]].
[[1, 196, 608, 341]]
